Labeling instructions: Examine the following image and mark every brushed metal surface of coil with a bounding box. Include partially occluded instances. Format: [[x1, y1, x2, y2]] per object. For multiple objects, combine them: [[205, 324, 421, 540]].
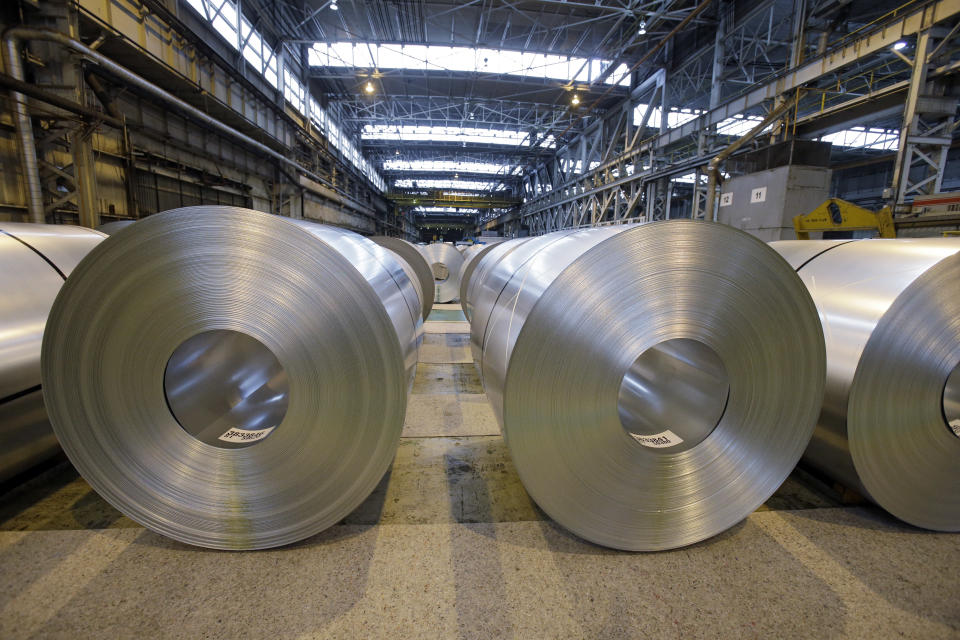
[[459, 243, 484, 268], [369, 236, 435, 320], [464, 237, 531, 359], [771, 238, 960, 531], [462, 238, 529, 326], [41, 206, 419, 549], [96, 220, 136, 235], [474, 221, 825, 550], [0, 223, 105, 483], [457, 243, 499, 317], [384, 247, 424, 322], [420, 242, 465, 303]]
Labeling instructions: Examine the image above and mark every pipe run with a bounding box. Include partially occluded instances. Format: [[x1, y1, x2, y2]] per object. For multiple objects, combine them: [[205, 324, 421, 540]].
[[3, 31, 44, 223], [1, 27, 371, 223], [703, 95, 798, 222]]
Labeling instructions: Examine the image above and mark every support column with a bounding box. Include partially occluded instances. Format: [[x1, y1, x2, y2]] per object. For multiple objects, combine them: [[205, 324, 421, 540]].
[[694, 2, 727, 219], [889, 29, 958, 211], [71, 126, 99, 228]]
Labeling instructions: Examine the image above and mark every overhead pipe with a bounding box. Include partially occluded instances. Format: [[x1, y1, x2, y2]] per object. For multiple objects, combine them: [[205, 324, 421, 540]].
[[83, 70, 123, 121], [3, 32, 45, 223], [1, 27, 373, 222], [0, 71, 124, 128], [703, 95, 798, 222]]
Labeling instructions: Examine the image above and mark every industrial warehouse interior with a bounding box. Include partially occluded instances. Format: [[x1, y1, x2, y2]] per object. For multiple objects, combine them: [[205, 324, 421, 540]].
[[1, 0, 959, 637]]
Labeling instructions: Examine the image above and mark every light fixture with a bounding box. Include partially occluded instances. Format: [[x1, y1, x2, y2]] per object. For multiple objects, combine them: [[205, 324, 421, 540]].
[[364, 81, 375, 93], [571, 94, 580, 106], [893, 40, 907, 51], [638, 21, 647, 36], [330, 0, 338, 10], [395, 149, 400, 155]]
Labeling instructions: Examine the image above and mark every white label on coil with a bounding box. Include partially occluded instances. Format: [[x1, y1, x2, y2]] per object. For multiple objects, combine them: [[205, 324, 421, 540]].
[[219, 426, 275, 443], [719, 192, 733, 207], [950, 419, 960, 438], [751, 186, 767, 203], [629, 430, 684, 448]]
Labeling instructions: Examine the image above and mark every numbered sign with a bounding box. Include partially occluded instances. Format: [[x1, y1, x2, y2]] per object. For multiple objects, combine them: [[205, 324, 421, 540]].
[[751, 186, 767, 203], [719, 192, 733, 207]]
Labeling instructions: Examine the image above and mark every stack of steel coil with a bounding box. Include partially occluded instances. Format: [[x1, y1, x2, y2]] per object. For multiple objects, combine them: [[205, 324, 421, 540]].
[[369, 236, 435, 320], [41, 206, 422, 549], [0, 223, 106, 483], [469, 221, 826, 550], [419, 242, 465, 303], [772, 238, 960, 531]]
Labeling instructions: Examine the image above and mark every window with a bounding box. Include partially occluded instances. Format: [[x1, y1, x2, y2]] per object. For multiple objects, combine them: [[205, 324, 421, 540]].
[[183, 0, 385, 190], [821, 127, 899, 150]]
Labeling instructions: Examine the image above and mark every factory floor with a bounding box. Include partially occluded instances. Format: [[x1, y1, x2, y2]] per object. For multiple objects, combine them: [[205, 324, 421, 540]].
[[1, 304, 957, 639]]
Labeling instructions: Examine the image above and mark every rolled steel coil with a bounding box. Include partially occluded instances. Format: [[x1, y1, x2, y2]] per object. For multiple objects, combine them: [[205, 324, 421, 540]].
[[457, 243, 499, 317], [41, 206, 421, 549], [369, 236, 435, 319], [459, 243, 484, 268], [383, 247, 424, 321], [96, 220, 136, 235], [462, 238, 529, 325], [0, 223, 105, 483], [474, 221, 826, 550], [464, 237, 531, 357], [420, 242, 465, 303], [771, 238, 960, 531]]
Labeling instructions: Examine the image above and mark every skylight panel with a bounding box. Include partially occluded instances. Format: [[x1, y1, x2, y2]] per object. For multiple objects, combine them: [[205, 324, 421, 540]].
[[310, 43, 630, 86], [414, 207, 480, 214], [382, 160, 515, 174], [394, 178, 500, 191], [363, 124, 538, 147]]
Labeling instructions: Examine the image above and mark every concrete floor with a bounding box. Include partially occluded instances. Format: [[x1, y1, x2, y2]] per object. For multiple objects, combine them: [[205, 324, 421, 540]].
[[1, 303, 958, 639]]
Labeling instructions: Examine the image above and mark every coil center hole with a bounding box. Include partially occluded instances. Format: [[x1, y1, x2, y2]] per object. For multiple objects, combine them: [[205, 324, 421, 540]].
[[431, 262, 449, 282], [618, 338, 730, 453], [163, 330, 289, 449], [943, 361, 960, 439]]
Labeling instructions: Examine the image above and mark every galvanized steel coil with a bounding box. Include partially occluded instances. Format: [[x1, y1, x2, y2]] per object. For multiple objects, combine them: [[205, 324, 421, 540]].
[[420, 242, 465, 303], [464, 237, 531, 358], [771, 238, 960, 531], [459, 243, 484, 270], [369, 236, 435, 320], [473, 221, 826, 550], [41, 206, 420, 549], [0, 223, 105, 483], [384, 247, 424, 321], [96, 220, 136, 235], [457, 243, 499, 317]]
